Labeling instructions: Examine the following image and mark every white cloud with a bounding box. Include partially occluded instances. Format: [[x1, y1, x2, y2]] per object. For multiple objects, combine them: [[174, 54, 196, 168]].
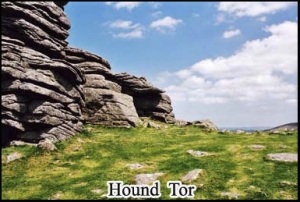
[[109, 20, 140, 29], [151, 11, 163, 18], [155, 71, 173, 84], [223, 29, 241, 38], [157, 21, 297, 106], [107, 20, 144, 39], [113, 29, 143, 39], [218, 2, 296, 17], [175, 69, 193, 79], [191, 21, 297, 78], [105, 2, 141, 11], [286, 98, 297, 104], [164, 74, 296, 104], [149, 2, 161, 9], [257, 16, 267, 22], [150, 16, 183, 33], [213, 75, 295, 101]]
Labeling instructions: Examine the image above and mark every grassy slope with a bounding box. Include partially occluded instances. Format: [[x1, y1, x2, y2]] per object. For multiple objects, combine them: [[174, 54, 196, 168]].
[[1, 123, 298, 200]]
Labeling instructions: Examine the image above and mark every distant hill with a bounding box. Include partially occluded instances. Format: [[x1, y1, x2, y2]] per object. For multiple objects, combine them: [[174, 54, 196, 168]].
[[263, 122, 298, 132], [219, 126, 271, 132]]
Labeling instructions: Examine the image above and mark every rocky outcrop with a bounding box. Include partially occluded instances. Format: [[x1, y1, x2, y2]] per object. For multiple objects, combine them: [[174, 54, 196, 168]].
[[1, 2, 85, 145], [65, 47, 141, 127], [110, 73, 176, 123], [1, 1, 176, 144], [192, 119, 218, 131], [65, 47, 175, 126], [175, 119, 193, 126], [83, 88, 140, 127]]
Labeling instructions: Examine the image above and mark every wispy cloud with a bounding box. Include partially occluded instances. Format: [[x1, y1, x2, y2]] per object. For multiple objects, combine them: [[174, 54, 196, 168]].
[[149, 2, 162, 9], [223, 28, 241, 39], [150, 16, 183, 33], [109, 20, 140, 29], [107, 20, 144, 39], [151, 11, 163, 18], [157, 21, 297, 105], [105, 2, 141, 11], [113, 29, 143, 39], [218, 2, 296, 17]]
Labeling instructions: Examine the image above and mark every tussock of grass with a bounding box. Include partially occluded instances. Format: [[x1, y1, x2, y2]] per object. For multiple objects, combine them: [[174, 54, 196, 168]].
[[1, 123, 298, 200]]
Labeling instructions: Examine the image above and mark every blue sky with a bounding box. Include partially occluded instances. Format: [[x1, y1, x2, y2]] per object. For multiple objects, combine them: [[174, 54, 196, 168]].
[[65, 2, 298, 127]]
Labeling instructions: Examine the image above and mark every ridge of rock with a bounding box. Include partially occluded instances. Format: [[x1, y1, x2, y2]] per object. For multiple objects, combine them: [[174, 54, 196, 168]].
[[1, 2, 84, 145], [1, 1, 176, 144]]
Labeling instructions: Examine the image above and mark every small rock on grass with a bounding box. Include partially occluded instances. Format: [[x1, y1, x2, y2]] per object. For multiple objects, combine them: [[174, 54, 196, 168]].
[[144, 121, 161, 129], [278, 181, 297, 187], [267, 153, 297, 162], [49, 191, 63, 200], [37, 139, 57, 151], [10, 140, 37, 147], [6, 152, 23, 163], [91, 189, 102, 194], [187, 150, 210, 157], [220, 192, 241, 199], [181, 169, 204, 183], [135, 173, 164, 185], [248, 145, 265, 150], [126, 163, 144, 169]]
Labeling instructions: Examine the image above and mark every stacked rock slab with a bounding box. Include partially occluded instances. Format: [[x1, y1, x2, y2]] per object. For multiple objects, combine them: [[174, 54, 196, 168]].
[[109, 73, 176, 123], [65, 47, 141, 127], [1, 2, 85, 145], [1, 1, 177, 145], [64, 46, 175, 125]]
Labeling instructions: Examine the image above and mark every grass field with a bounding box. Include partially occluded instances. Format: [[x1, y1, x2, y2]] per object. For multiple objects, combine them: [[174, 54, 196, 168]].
[[1, 123, 298, 200]]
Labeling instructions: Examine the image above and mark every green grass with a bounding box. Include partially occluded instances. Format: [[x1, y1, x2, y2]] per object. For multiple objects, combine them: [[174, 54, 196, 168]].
[[1, 123, 298, 200]]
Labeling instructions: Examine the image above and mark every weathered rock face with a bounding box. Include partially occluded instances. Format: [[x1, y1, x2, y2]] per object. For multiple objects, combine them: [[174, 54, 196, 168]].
[[65, 47, 141, 127], [192, 119, 218, 131], [83, 88, 141, 127], [110, 73, 176, 123], [2, 1, 176, 144], [65, 46, 175, 126], [1, 2, 85, 145]]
